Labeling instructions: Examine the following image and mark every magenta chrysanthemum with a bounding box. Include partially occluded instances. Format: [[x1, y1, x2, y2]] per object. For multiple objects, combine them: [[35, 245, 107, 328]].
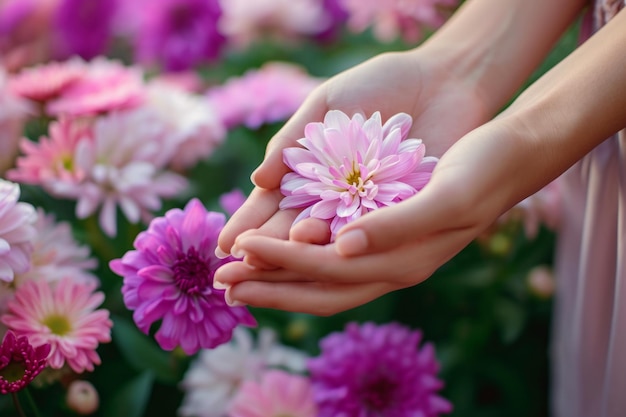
[[109, 199, 257, 355], [0, 179, 37, 283], [1, 278, 112, 373], [0, 332, 50, 394], [280, 110, 437, 239], [307, 322, 453, 417]]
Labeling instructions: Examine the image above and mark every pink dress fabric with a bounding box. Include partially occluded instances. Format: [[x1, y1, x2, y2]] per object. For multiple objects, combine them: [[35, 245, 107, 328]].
[[551, 2, 626, 416]]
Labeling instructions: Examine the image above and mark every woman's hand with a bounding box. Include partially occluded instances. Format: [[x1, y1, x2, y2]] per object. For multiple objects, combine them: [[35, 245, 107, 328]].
[[214, 118, 543, 314], [216, 48, 492, 257]]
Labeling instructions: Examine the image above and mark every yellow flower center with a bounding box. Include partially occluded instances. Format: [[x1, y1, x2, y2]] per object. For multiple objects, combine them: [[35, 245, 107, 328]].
[[345, 169, 362, 186], [43, 314, 72, 336]]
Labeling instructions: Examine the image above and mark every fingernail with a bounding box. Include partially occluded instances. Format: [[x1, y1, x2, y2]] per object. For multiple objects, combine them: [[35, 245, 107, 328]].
[[231, 246, 246, 259], [225, 290, 246, 307], [215, 247, 230, 259], [250, 170, 259, 187], [335, 229, 368, 256], [213, 280, 229, 290]]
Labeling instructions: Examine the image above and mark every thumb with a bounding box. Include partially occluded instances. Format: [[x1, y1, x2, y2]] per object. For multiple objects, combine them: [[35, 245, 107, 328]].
[[333, 176, 478, 257], [252, 88, 329, 189]]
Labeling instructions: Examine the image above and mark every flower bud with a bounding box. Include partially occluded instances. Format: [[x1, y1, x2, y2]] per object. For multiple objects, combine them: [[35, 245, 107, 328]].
[[527, 266, 556, 299], [66, 380, 99, 415]]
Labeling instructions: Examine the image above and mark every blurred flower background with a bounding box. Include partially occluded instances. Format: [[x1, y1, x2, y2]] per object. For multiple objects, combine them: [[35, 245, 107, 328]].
[[0, 0, 577, 416]]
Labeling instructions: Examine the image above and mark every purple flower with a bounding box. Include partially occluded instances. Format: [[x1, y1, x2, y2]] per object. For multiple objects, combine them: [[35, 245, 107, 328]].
[[315, 0, 349, 42], [52, 0, 118, 59], [0, 331, 50, 394], [109, 199, 257, 355], [280, 110, 437, 240], [133, 0, 225, 72], [308, 322, 453, 417]]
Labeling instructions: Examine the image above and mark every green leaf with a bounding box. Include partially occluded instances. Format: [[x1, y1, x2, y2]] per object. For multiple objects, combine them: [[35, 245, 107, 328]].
[[112, 316, 180, 384], [103, 371, 154, 417], [494, 298, 527, 344]]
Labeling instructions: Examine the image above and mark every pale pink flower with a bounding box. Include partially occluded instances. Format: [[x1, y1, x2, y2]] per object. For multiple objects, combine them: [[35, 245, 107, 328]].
[[14, 208, 98, 287], [527, 265, 555, 299], [0, 68, 32, 174], [7, 58, 86, 102], [280, 110, 437, 239], [0, 179, 37, 282], [68, 109, 187, 237], [144, 82, 225, 170], [2, 277, 112, 373], [46, 58, 145, 116], [501, 178, 562, 239], [207, 62, 321, 129], [8, 116, 92, 192], [66, 380, 99, 415], [179, 327, 308, 417], [228, 370, 317, 417], [340, 0, 458, 43], [150, 71, 206, 93], [218, 0, 330, 48]]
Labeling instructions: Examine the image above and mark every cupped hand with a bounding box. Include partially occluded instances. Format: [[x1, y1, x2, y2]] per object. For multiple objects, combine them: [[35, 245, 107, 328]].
[[216, 48, 492, 257], [214, 118, 548, 315]]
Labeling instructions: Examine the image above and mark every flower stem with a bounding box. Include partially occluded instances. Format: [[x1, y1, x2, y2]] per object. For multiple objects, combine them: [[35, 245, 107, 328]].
[[11, 392, 27, 417], [24, 388, 42, 417]]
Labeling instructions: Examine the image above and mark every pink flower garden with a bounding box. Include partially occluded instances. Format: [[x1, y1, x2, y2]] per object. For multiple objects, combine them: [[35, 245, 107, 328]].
[[0, 0, 566, 416]]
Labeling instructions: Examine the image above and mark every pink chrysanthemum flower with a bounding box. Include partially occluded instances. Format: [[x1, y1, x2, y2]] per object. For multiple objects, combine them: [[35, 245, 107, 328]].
[[68, 110, 187, 237], [0, 331, 50, 394], [8, 58, 87, 103], [280, 110, 437, 240], [308, 322, 453, 417], [218, 0, 330, 48], [144, 82, 225, 171], [109, 199, 257, 355], [15, 208, 98, 287], [340, 0, 458, 43], [8, 116, 92, 191], [228, 369, 317, 417], [0, 179, 37, 283], [1, 278, 112, 373], [0, 68, 32, 174], [502, 178, 562, 239], [206, 62, 322, 129], [46, 58, 145, 117]]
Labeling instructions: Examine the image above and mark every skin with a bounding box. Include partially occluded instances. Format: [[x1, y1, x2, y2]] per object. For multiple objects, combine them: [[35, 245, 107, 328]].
[[214, 0, 626, 315]]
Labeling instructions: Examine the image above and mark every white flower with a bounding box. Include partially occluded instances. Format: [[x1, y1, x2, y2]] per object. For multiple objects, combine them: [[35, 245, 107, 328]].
[[144, 83, 225, 170], [178, 327, 307, 417]]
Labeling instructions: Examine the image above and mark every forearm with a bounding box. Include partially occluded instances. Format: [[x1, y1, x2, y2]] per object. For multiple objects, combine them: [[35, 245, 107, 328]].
[[443, 9, 626, 219], [418, 0, 587, 116], [503, 8, 626, 192]]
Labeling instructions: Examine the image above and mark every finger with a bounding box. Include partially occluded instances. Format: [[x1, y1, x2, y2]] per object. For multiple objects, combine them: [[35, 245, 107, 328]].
[[215, 260, 316, 286], [234, 226, 476, 284], [289, 217, 332, 244], [226, 280, 393, 316], [216, 187, 285, 255], [334, 173, 475, 257], [252, 88, 328, 189]]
